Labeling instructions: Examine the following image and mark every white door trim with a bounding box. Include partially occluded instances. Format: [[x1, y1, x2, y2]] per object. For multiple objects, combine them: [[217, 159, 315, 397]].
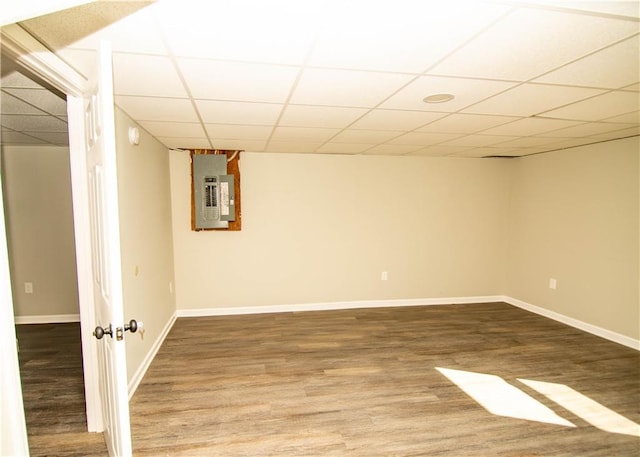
[[1, 23, 102, 432]]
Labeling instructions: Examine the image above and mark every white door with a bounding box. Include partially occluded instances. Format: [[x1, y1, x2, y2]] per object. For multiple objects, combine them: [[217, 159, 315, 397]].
[[83, 41, 132, 457], [0, 176, 29, 456]]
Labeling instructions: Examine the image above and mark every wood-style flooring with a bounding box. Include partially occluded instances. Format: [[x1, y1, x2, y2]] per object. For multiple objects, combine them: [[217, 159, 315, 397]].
[[16, 302, 640, 456], [15, 323, 107, 457]]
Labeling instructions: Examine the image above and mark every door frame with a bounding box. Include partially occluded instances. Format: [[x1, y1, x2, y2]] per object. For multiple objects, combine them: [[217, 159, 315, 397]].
[[2, 23, 103, 432]]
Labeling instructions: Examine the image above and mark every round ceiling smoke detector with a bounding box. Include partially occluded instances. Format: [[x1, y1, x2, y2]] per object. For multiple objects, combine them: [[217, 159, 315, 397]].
[[423, 93, 455, 104]]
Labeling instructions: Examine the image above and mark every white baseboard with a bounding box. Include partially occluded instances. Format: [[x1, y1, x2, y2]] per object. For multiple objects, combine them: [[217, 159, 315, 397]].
[[128, 311, 177, 399], [177, 295, 504, 318], [14, 314, 80, 324], [502, 296, 640, 351]]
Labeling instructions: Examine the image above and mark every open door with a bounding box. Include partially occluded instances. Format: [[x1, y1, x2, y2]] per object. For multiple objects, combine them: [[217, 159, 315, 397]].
[[0, 170, 30, 457], [74, 41, 133, 456]]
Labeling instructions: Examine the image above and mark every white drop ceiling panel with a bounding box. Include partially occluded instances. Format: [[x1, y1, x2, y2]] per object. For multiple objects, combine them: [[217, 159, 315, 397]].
[[139, 121, 205, 138], [444, 134, 519, 148], [590, 126, 640, 140], [178, 59, 299, 103], [363, 144, 424, 155], [265, 141, 323, 153], [542, 121, 635, 138], [387, 132, 462, 146], [4, 88, 67, 115], [116, 96, 199, 122], [278, 105, 369, 128], [382, 76, 516, 112], [330, 129, 401, 144], [350, 110, 447, 131], [464, 84, 605, 117], [308, 1, 509, 73], [1, 114, 67, 132], [290, 68, 413, 108], [417, 114, 520, 134], [534, 35, 640, 89], [113, 54, 187, 98], [0, 131, 47, 144], [316, 143, 373, 154], [431, 8, 639, 81], [542, 90, 640, 121], [481, 117, 582, 136], [194, 100, 282, 125], [3, 0, 638, 157], [270, 127, 341, 142], [206, 124, 273, 141], [1, 92, 46, 115]]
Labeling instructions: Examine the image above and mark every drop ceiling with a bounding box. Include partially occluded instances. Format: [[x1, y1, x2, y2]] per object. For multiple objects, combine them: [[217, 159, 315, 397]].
[[1, 0, 639, 157]]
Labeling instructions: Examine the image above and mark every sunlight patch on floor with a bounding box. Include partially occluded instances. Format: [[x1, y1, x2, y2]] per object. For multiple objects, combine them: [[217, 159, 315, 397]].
[[519, 378, 640, 437], [436, 367, 575, 427]]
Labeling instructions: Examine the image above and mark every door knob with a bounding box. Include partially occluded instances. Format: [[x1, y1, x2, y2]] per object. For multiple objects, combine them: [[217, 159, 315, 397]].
[[124, 319, 138, 333], [93, 324, 113, 339]]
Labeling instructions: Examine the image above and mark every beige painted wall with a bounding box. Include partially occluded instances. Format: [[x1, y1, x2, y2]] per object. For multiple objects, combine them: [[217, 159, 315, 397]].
[[1, 145, 79, 317], [114, 108, 176, 383], [170, 151, 512, 309], [507, 136, 639, 340]]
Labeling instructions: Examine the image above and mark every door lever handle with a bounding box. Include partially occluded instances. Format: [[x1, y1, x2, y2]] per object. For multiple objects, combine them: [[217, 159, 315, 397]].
[[93, 324, 112, 339]]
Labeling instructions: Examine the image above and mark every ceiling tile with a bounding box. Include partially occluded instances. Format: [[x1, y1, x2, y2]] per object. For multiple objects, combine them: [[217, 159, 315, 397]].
[[492, 136, 561, 148], [28, 132, 69, 145], [542, 90, 640, 121], [116, 96, 199, 122], [270, 127, 340, 142], [4, 88, 67, 115], [417, 113, 520, 134], [47, 4, 166, 55], [622, 83, 640, 91], [195, 100, 282, 125], [155, 0, 315, 64], [0, 131, 47, 144], [464, 83, 604, 116], [431, 7, 640, 80], [409, 145, 474, 157], [443, 134, 518, 148], [265, 141, 322, 153], [278, 105, 368, 128], [0, 71, 42, 89], [290, 68, 413, 108], [309, 2, 509, 73], [316, 143, 373, 154], [178, 59, 299, 103], [350, 110, 447, 131], [113, 54, 187, 97], [1, 92, 47, 115], [381, 76, 516, 112], [330, 129, 401, 144], [602, 111, 640, 124], [210, 139, 266, 151], [1, 114, 67, 132], [387, 132, 462, 146], [158, 137, 211, 149], [481, 117, 582, 136], [362, 144, 423, 155], [542, 121, 636, 138], [534, 35, 640, 89], [590, 125, 640, 139], [139, 121, 205, 138], [206, 124, 273, 141]]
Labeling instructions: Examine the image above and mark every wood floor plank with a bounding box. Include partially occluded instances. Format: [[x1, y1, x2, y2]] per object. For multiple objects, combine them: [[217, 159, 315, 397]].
[[16, 302, 640, 456], [130, 302, 640, 456]]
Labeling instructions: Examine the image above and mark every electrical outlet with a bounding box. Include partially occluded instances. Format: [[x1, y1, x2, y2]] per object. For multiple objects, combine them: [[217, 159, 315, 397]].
[[549, 278, 557, 290], [381, 271, 388, 281], [24, 282, 33, 294]]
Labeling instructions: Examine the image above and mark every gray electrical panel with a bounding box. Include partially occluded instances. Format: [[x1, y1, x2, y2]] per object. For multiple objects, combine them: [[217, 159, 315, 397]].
[[193, 154, 235, 229]]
